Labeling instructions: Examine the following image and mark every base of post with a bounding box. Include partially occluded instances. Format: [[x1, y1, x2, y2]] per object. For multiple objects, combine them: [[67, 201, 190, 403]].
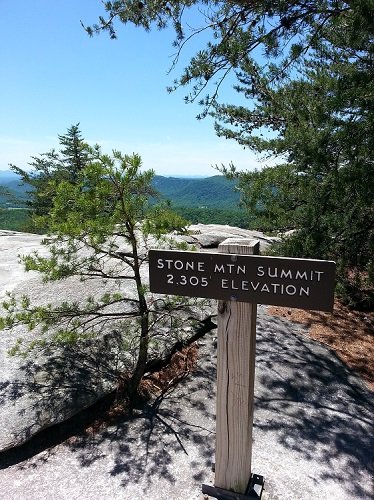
[[202, 473, 264, 500]]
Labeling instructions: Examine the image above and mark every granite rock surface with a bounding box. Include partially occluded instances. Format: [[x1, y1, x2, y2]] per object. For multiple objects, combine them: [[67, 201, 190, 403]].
[[0, 225, 272, 451]]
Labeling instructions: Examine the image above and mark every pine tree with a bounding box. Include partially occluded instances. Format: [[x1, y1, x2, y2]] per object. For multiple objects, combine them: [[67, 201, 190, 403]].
[[2, 147, 205, 401], [10, 124, 91, 225], [87, 1, 374, 308], [58, 123, 89, 183]]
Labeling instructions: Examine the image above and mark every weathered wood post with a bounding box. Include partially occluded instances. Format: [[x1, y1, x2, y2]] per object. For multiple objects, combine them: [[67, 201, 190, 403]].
[[215, 238, 259, 494]]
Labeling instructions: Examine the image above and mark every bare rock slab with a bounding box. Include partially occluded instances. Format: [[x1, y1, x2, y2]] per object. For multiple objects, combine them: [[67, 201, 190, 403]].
[[178, 224, 279, 250], [0, 226, 275, 452]]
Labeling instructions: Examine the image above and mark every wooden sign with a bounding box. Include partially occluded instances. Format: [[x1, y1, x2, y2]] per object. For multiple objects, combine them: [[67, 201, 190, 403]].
[[149, 239, 336, 498], [149, 249, 336, 311]]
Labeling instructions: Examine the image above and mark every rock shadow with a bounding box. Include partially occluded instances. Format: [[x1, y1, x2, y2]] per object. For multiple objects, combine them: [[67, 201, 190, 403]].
[[254, 311, 374, 499], [58, 337, 218, 489], [0, 329, 130, 452], [1, 308, 373, 499]]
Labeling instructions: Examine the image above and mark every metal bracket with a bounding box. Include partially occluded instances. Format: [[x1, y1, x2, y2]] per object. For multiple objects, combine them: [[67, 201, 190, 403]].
[[246, 474, 265, 498], [202, 473, 264, 500]]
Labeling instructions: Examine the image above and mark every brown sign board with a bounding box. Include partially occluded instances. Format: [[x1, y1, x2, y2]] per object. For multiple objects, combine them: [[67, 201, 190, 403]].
[[149, 249, 336, 312]]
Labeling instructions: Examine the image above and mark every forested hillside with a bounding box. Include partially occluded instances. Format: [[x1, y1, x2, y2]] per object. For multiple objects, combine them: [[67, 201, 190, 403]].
[[0, 171, 248, 229], [153, 175, 241, 209], [0, 171, 241, 209]]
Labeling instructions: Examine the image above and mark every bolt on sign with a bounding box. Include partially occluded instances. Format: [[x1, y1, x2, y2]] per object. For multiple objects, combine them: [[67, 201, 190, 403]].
[[149, 249, 336, 311]]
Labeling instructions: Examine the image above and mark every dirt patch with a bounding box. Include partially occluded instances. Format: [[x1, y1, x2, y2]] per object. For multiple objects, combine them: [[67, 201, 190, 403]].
[[142, 343, 199, 396], [268, 301, 374, 391]]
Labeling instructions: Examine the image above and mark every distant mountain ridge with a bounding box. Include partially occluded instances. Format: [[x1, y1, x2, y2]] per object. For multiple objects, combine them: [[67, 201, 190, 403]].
[[0, 171, 241, 210], [0, 171, 29, 207], [153, 175, 240, 209]]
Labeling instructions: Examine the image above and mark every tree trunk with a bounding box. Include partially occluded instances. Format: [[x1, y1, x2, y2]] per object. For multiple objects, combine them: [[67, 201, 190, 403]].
[[127, 226, 149, 401]]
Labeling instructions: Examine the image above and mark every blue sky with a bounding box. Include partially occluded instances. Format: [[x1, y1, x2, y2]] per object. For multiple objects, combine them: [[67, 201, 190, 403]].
[[1, 1, 265, 176]]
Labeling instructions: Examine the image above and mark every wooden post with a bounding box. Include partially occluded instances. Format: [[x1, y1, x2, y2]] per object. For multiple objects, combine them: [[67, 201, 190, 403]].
[[215, 238, 260, 494]]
